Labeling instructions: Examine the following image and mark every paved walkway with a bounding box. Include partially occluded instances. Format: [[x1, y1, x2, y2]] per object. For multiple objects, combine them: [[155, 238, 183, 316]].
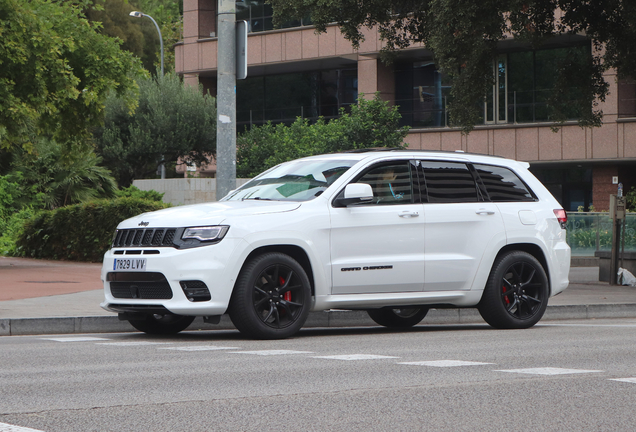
[[1, 256, 636, 336]]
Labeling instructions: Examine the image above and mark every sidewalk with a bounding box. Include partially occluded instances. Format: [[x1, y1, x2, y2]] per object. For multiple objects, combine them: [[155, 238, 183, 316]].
[[1, 256, 636, 336]]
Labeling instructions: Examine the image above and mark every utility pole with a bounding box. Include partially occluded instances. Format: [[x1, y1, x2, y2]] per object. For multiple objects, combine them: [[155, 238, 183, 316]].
[[215, 0, 237, 200], [609, 191, 626, 285]]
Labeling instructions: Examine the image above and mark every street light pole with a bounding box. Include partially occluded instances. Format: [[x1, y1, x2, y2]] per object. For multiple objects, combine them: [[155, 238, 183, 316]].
[[130, 11, 164, 76], [130, 11, 165, 178]]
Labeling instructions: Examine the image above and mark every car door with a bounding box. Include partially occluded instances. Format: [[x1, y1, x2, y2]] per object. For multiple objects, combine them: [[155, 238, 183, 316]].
[[419, 160, 506, 291], [329, 160, 425, 294]]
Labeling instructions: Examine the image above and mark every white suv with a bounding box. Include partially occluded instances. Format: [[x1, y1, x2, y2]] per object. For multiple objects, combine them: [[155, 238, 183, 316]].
[[101, 150, 570, 339]]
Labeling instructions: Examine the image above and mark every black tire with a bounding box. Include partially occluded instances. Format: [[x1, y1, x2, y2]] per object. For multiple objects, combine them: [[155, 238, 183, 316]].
[[228, 252, 312, 339], [478, 251, 549, 329], [127, 314, 195, 335], [367, 307, 429, 328]]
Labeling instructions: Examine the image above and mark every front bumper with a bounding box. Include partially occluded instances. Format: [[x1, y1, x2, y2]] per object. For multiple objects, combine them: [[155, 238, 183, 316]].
[[101, 238, 242, 317]]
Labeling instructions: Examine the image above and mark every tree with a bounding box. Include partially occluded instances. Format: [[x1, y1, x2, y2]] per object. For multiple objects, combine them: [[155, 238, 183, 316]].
[[269, 0, 636, 132], [86, 0, 183, 74], [0, 0, 142, 151], [8, 138, 118, 210], [237, 94, 409, 177], [94, 72, 217, 186]]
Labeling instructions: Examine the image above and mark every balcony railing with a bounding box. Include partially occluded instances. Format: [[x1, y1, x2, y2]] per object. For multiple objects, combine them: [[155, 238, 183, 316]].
[[237, 103, 353, 128], [395, 89, 585, 128], [237, 90, 588, 129]]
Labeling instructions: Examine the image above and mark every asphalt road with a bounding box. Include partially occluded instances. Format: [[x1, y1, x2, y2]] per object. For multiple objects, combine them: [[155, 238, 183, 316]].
[[2, 320, 636, 432]]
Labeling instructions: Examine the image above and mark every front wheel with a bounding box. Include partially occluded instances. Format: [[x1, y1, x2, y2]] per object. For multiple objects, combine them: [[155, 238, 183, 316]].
[[127, 314, 195, 335], [478, 251, 549, 329], [367, 307, 429, 328], [228, 252, 312, 339]]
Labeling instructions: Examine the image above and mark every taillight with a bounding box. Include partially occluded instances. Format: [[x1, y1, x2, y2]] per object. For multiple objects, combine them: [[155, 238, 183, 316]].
[[553, 209, 567, 229]]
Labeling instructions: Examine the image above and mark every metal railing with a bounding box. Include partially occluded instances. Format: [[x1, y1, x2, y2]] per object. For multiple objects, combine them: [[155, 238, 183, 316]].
[[237, 90, 587, 129], [566, 212, 636, 257], [394, 89, 584, 128]]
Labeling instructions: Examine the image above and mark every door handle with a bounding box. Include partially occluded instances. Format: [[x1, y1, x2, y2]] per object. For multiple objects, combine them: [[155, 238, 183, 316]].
[[399, 211, 419, 218], [475, 209, 495, 215]]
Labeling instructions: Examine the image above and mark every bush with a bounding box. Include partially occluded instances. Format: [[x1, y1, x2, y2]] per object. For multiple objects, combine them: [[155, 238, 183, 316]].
[[116, 185, 164, 202], [0, 207, 37, 256], [15, 197, 169, 262]]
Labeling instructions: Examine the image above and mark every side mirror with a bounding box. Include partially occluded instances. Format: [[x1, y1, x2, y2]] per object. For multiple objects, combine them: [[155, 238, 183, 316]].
[[334, 183, 374, 207]]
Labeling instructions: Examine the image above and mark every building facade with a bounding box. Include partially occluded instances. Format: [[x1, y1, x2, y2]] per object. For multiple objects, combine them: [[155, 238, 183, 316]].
[[175, 0, 636, 211]]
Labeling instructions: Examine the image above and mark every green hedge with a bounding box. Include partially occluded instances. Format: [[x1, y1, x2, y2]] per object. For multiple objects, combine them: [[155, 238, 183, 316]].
[[15, 197, 169, 262]]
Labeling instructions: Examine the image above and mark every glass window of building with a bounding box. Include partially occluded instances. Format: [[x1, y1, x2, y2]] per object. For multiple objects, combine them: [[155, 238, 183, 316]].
[[395, 43, 593, 128], [530, 167, 593, 211], [395, 61, 451, 128], [237, 68, 358, 128], [236, 0, 311, 33], [507, 45, 591, 124]]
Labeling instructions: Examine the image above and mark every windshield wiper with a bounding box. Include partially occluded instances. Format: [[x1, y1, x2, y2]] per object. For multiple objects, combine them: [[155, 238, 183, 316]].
[[242, 197, 275, 201]]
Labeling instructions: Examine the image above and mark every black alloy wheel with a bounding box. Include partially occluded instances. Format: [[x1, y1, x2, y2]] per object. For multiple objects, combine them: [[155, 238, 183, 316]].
[[229, 253, 311, 339], [478, 251, 549, 329]]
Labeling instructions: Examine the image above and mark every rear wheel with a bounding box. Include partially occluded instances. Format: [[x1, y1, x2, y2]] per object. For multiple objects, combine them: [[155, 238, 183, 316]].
[[127, 314, 195, 335], [228, 252, 312, 339], [478, 251, 549, 329], [367, 307, 428, 328]]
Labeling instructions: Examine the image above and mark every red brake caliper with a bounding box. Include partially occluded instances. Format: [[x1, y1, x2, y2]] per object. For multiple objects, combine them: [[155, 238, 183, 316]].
[[503, 286, 510, 304], [280, 277, 291, 301]]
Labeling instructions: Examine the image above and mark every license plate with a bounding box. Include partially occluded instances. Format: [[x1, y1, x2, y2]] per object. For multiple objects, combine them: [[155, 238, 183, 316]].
[[113, 258, 147, 271]]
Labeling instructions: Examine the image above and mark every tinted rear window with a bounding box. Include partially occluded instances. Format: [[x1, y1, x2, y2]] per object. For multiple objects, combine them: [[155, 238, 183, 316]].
[[474, 164, 535, 202], [420, 161, 479, 203]]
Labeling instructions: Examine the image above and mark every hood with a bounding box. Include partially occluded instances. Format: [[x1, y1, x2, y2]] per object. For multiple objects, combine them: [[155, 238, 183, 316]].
[[118, 201, 302, 229]]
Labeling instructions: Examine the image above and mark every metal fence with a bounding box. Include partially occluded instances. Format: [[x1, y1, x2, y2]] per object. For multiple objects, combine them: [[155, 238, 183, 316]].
[[566, 212, 636, 257]]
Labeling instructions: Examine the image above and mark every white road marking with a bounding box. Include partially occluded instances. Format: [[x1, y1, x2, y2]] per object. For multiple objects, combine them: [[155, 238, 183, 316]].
[[399, 360, 494, 367], [231, 350, 313, 356], [95, 341, 171, 346], [160, 346, 241, 351], [0, 422, 45, 432], [495, 367, 603, 376], [312, 354, 399, 361], [610, 378, 636, 384], [538, 323, 636, 328], [41, 337, 110, 342]]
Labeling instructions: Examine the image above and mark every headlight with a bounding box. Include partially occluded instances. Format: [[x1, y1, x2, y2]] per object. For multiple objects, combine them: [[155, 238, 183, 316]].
[[182, 226, 229, 242]]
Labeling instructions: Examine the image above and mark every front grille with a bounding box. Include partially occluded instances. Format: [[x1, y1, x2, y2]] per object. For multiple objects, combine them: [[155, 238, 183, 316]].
[[108, 272, 173, 299], [112, 228, 177, 248]]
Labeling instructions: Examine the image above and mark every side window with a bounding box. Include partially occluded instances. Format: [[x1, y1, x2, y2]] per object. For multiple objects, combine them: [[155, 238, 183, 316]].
[[356, 162, 414, 205], [420, 161, 479, 203], [474, 164, 536, 202]]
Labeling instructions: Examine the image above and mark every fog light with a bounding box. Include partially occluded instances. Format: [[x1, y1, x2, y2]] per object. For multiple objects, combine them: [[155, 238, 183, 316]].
[[180, 280, 211, 302]]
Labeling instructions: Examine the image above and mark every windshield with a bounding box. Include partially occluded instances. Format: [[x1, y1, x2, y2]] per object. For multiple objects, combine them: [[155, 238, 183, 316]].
[[224, 159, 356, 202]]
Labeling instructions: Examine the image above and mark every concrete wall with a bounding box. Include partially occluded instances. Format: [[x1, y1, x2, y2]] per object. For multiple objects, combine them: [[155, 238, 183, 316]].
[[133, 178, 251, 206]]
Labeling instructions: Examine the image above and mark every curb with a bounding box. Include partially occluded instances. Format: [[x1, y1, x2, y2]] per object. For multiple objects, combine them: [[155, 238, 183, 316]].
[[2, 304, 636, 336]]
